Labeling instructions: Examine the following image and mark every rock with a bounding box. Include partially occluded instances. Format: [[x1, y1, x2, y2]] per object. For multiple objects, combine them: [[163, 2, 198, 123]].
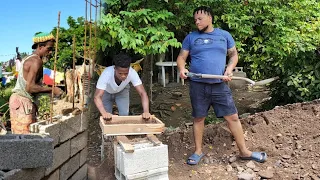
[[312, 164, 318, 170], [238, 172, 254, 180], [274, 160, 281, 167], [205, 170, 212, 174], [226, 165, 233, 172], [244, 168, 255, 175], [295, 141, 302, 149], [231, 162, 239, 168], [246, 161, 256, 169], [282, 154, 291, 159], [310, 174, 320, 180], [276, 133, 282, 137], [253, 167, 260, 172], [283, 163, 290, 168], [204, 157, 210, 164], [258, 170, 274, 179], [237, 166, 245, 173], [229, 156, 237, 163]]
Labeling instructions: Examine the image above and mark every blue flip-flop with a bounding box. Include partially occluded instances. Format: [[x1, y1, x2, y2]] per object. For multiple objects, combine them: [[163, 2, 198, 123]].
[[187, 153, 205, 165], [240, 152, 267, 163]]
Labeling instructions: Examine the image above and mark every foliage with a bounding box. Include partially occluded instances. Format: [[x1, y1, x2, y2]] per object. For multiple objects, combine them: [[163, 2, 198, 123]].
[[195, 0, 320, 104], [99, 0, 181, 55], [38, 95, 51, 120], [0, 85, 14, 122], [205, 112, 224, 125], [167, 0, 320, 104], [47, 16, 94, 71]]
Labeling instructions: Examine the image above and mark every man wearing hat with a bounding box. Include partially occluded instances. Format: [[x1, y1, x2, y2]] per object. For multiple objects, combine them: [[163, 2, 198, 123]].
[[9, 32, 63, 134]]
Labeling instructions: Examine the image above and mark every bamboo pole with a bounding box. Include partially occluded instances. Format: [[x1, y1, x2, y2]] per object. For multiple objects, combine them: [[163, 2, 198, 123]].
[[72, 35, 76, 110], [50, 11, 61, 124]]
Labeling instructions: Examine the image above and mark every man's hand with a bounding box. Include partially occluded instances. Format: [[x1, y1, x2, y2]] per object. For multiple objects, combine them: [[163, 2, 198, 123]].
[[102, 112, 112, 121], [223, 70, 233, 82], [53, 87, 63, 96], [142, 112, 151, 120], [179, 69, 189, 79]]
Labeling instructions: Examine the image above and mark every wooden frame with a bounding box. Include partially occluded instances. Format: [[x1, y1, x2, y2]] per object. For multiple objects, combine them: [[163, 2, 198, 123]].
[[99, 115, 165, 136]]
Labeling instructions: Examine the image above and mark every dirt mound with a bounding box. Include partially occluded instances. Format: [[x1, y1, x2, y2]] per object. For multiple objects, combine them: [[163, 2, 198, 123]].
[[162, 99, 320, 179]]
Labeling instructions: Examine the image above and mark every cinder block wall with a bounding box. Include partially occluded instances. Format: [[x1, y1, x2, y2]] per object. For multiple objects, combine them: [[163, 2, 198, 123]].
[[1, 112, 89, 180]]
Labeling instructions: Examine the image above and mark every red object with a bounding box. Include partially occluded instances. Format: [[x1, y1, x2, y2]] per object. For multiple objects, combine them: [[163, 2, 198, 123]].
[[43, 74, 53, 86]]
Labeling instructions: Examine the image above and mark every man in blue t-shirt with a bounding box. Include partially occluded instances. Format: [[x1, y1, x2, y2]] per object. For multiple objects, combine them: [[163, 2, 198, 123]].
[[177, 6, 267, 165]]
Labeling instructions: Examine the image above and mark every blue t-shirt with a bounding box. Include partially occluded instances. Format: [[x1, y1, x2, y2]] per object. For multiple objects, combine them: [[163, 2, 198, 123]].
[[182, 28, 235, 83]]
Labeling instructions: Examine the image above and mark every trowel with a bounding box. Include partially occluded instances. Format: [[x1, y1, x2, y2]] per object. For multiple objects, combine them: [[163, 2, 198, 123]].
[[186, 72, 278, 86]]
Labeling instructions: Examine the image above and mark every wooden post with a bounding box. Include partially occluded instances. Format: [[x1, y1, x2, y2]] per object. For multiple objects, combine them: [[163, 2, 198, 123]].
[[50, 11, 61, 124], [72, 35, 76, 110], [82, 0, 88, 109]]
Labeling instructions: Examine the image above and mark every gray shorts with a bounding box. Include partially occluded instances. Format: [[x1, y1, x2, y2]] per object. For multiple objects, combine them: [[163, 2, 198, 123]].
[[102, 85, 130, 115], [189, 81, 237, 118]]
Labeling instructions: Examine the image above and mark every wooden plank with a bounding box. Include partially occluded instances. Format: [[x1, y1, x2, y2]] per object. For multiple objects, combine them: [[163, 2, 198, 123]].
[[116, 136, 134, 153], [147, 134, 161, 146], [99, 116, 165, 136]]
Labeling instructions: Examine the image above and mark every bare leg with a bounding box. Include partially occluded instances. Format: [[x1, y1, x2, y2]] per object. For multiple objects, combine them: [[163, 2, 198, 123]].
[[224, 113, 252, 157], [189, 117, 206, 163]]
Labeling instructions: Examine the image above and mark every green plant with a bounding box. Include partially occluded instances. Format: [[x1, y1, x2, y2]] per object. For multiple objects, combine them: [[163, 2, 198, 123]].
[[38, 95, 51, 120], [205, 112, 224, 125]]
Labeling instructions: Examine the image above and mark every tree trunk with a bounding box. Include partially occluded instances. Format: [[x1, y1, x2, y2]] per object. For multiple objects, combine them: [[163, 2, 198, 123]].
[[142, 54, 153, 98]]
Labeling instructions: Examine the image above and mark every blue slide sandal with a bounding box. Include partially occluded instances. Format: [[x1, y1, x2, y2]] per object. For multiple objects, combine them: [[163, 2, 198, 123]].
[[187, 153, 205, 165], [240, 152, 267, 163]]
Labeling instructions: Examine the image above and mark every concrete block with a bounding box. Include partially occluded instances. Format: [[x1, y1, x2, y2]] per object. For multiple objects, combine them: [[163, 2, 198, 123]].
[[46, 169, 59, 180], [80, 112, 88, 131], [71, 131, 88, 156], [80, 147, 88, 166], [59, 153, 80, 180], [45, 140, 71, 175], [115, 167, 168, 180], [59, 115, 83, 143], [115, 143, 168, 176], [38, 121, 61, 147], [0, 134, 53, 169], [69, 164, 88, 180], [3, 168, 45, 180]]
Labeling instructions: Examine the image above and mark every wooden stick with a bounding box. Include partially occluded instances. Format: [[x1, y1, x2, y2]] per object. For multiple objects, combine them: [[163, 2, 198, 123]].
[[116, 136, 134, 153], [50, 11, 61, 124], [82, 0, 88, 109], [72, 35, 76, 110]]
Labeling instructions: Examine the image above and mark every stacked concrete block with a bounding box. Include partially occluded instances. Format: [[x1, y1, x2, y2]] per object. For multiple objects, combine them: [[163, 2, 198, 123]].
[[1, 112, 89, 180], [115, 142, 169, 180], [0, 134, 53, 170]]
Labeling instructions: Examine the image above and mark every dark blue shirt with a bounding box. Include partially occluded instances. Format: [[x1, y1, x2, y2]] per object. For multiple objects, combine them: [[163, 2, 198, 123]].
[[182, 28, 235, 83]]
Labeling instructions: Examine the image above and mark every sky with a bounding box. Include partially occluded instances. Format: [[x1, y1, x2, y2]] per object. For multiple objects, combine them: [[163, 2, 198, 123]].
[[0, 0, 90, 62]]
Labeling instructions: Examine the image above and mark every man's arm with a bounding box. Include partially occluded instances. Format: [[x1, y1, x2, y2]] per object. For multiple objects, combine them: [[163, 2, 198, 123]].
[[134, 84, 151, 119], [24, 58, 61, 95], [224, 46, 239, 81], [177, 49, 190, 79], [94, 88, 112, 119]]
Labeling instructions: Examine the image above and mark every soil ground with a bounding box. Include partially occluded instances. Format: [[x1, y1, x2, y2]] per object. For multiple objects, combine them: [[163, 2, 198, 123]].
[[55, 80, 320, 180]]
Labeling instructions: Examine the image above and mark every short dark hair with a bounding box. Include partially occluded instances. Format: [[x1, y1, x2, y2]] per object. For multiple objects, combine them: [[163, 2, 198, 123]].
[[193, 6, 213, 17], [113, 53, 132, 68]]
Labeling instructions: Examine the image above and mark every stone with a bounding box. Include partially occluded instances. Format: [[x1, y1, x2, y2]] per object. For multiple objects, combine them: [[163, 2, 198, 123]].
[[229, 156, 237, 163], [226, 165, 233, 172], [282, 154, 291, 159], [238, 172, 254, 180], [237, 166, 245, 173], [258, 170, 274, 179], [246, 161, 256, 169], [274, 160, 281, 167]]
